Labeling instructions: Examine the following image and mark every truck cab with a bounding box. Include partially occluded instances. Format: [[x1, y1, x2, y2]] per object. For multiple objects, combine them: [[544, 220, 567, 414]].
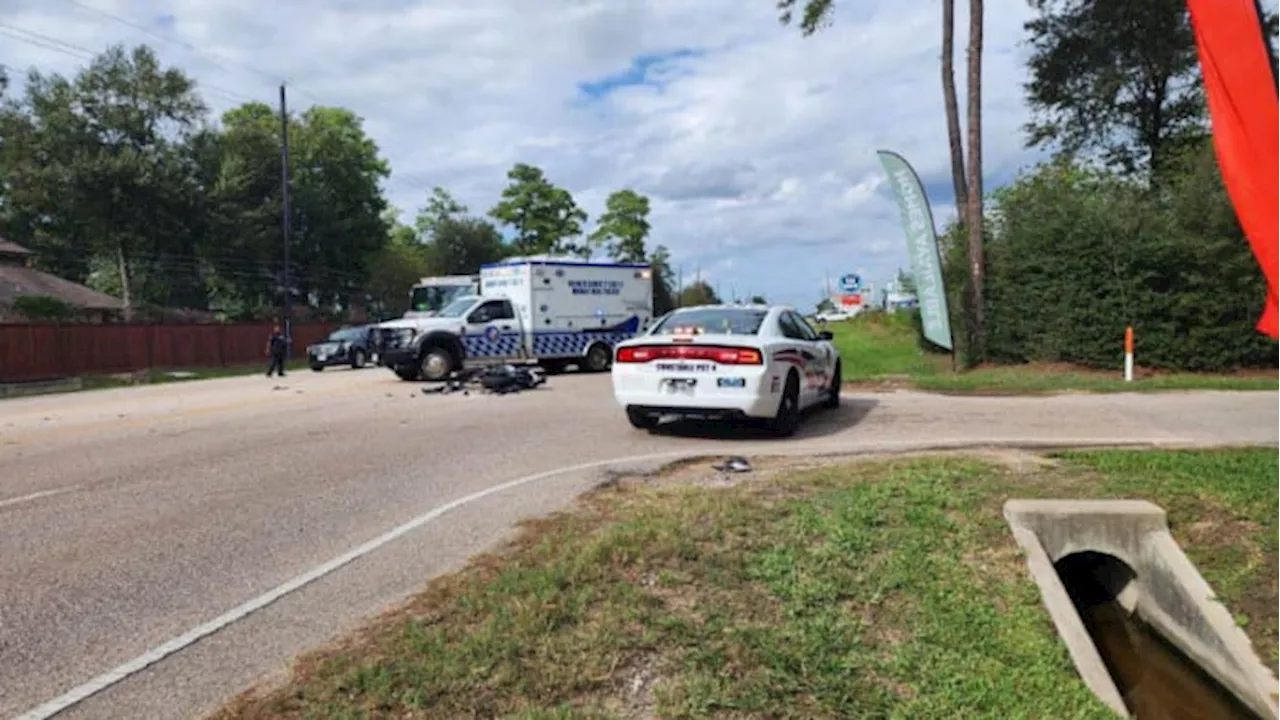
[[376, 295, 526, 381], [405, 275, 480, 318]]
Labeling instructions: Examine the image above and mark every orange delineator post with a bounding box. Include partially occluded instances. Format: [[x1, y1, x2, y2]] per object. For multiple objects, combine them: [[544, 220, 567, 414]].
[[1124, 326, 1134, 382]]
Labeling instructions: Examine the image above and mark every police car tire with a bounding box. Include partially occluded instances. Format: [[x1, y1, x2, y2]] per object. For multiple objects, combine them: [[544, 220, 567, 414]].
[[823, 362, 842, 409], [626, 407, 658, 431], [768, 373, 801, 437], [583, 343, 611, 373], [350, 349, 366, 369], [310, 364, 324, 372]]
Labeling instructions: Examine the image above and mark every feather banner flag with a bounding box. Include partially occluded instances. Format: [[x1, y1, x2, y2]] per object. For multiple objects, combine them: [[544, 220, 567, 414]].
[[1186, 0, 1279, 339]]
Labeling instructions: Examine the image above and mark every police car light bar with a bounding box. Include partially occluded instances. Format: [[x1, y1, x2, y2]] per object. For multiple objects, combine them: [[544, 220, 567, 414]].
[[616, 345, 763, 365]]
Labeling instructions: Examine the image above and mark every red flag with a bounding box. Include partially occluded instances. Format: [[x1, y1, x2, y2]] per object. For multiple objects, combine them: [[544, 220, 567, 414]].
[[1186, 0, 1279, 339]]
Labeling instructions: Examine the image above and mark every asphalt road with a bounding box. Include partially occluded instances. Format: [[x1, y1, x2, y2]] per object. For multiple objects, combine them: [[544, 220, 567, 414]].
[[1, 368, 1275, 720]]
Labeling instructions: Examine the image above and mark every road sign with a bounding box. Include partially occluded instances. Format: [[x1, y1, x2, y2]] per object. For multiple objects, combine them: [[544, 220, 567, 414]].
[[838, 273, 862, 293]]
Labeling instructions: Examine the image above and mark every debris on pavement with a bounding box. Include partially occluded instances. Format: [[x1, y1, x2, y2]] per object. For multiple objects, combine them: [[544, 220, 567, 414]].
[[420, 365, 547, 396], [712, 456, 752, 473]]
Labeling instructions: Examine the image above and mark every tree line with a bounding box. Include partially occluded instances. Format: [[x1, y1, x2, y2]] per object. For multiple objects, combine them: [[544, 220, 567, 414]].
[[784, 0, 1278, 372], [0, 44, 699, 323]]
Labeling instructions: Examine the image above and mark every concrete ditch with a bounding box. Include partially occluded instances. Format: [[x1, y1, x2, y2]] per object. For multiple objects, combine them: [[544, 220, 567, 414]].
[[1004, 499, 1279, 719]]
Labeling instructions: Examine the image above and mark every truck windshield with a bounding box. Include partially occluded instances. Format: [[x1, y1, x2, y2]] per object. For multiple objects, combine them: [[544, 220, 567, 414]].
[[650, 308, 767, 336], [437, 296, 481, 318], [409, 285, 471, 313]]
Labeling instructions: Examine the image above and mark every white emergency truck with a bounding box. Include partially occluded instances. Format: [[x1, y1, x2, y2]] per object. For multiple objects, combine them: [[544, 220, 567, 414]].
[[376, 256, 653, 381]]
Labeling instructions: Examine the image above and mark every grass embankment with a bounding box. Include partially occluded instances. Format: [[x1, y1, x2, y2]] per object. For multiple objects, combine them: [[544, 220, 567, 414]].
[[825, 313, 1278, 394], [219, 447, 1278, 719]]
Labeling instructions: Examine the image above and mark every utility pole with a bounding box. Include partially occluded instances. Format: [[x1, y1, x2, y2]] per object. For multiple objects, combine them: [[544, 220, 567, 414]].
[[676, 265, 684, 308], [279, 83, 293, 359]]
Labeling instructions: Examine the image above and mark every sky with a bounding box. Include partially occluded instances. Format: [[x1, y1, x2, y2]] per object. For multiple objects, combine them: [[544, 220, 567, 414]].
[[1, 0, 1051, 309]]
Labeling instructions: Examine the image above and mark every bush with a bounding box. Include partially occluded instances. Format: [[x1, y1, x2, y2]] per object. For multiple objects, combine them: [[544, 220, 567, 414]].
[[937, 151, 1276, 372], [11, 294, 77, 321]]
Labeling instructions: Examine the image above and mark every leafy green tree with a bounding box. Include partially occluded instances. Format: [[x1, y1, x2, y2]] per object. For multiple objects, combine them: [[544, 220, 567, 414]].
[[750, 294, 768, 304], [0, 44, 210, 316], [489, 163, 588, 257], [424, 217, 509, 276], [678, 281, 720, 307], [590, 189, 651, 262], [647, 244, 676, 315], [414, 186, 468, 238], [1023, 0, 1207, 176], [288, 106, 390, 311], [209, 101, 390, 318], [366, 207, 429, 318]]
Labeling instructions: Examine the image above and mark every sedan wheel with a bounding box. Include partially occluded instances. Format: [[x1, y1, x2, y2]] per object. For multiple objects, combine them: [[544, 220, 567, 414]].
[[768, 374, 801, 437]]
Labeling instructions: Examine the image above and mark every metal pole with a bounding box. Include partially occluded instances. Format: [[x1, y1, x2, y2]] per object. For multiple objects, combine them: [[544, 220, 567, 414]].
[[279, 83, 293, 359], [676, 265, 683, 308]]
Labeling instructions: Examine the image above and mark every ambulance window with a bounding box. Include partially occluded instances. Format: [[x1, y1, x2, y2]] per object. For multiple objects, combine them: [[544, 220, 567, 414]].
[[469, 300, 514, 323]]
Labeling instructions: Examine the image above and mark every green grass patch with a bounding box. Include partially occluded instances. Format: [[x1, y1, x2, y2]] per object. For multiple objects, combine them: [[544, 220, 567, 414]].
[[823, 314, 1278, 393], [218, 447, 1278, 719]]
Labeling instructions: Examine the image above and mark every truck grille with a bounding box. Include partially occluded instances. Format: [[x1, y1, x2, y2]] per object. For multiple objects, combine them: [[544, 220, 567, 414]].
[[377, 327, 415, 351]]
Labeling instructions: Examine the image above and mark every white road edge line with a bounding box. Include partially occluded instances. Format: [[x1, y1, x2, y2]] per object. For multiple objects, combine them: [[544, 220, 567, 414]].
[[13, 435, 1217, 720], [0, 486, 78, 510], [11, 450, 700, 720]]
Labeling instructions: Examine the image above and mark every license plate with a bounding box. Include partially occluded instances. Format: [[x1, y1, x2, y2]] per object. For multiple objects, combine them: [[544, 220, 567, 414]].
[[717, 377, 746, 388], [317, 353, 327, 361], [655, 362, 715, 372], [663, 378, 697, 394]]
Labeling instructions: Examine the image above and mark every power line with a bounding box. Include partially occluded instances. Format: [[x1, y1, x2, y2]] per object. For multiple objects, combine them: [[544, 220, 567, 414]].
[[4, 13, 436, 198], [59, 0, 326, 106], [0, 20, 259, 103], [46, 3, 426, 195], [61, 0, 285, 86]]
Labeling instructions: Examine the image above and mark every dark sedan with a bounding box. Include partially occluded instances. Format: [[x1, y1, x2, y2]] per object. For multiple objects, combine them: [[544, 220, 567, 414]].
[[307, 326, 376, 371]]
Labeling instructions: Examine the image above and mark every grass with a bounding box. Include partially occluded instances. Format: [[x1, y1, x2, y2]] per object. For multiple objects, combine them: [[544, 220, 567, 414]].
[[218, 447, 1278, 719], [823, 313, 1278, 394]]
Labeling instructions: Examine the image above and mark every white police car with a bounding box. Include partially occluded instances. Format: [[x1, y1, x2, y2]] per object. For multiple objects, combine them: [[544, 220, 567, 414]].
[[611, 304, 842, 436]]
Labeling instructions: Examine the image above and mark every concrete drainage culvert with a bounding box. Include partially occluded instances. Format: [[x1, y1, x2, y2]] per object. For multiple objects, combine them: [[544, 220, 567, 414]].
[[1003, 499, 1279, 720]]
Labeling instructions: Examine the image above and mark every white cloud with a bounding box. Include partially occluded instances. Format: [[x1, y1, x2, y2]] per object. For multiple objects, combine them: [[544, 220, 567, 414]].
[[2, 0, 1046, 309]]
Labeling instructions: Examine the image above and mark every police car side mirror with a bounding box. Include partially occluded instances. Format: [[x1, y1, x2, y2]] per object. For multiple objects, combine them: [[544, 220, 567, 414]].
[[818, 331, 834, 341]]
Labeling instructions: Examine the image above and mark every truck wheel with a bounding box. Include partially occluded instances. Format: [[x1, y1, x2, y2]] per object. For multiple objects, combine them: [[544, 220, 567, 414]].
[[767, 373, 801, 437], [394, 366, 420, 381], [419, 346, 455, 382], [583, 343, 612, 373], [350, 349, 367, 369]]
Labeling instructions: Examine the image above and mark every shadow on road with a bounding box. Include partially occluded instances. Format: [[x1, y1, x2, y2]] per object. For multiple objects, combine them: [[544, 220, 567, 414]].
[[648, 397, 880, 442]]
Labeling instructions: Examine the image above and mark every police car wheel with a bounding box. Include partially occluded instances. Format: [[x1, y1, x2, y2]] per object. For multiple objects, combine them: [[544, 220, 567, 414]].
[[626, 407, 658, 431], [350, 349, 367, 369], [822, 362, 842, 409], [768, 373, 801, 437], [583, 343, 611, 373], [420, 347, 454, 382]]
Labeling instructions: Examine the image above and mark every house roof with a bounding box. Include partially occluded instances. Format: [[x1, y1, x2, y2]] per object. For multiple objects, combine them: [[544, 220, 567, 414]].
[[0, 265, 125, 310]]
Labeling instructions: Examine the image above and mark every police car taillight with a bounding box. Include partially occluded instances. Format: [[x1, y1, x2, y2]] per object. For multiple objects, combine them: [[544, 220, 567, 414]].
[[615, 345, 763, 365]]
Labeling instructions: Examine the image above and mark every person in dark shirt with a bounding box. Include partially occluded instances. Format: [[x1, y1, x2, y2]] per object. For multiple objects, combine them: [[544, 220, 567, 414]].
[[265, 324, 288, 377]]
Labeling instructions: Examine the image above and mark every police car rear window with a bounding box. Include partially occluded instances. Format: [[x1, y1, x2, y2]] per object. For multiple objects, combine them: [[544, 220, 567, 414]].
[[651, 309, 766, 336]]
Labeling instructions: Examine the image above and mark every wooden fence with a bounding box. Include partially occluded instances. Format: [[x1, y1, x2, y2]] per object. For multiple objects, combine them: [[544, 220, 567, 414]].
[[0, 322, 340, 382]]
